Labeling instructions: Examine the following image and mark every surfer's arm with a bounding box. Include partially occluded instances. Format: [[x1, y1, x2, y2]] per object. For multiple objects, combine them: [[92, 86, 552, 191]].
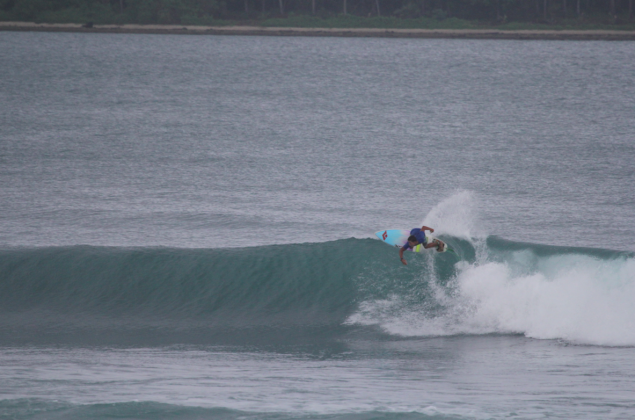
[[399, 246, 408, 265], [421, 226, 434, 233]]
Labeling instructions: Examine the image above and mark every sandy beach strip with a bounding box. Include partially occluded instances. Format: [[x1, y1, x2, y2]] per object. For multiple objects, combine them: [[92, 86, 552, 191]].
[[2, 21, 635, 40]]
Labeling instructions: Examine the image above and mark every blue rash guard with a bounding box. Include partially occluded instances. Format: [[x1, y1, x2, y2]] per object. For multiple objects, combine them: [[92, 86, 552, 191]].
[[401, 228, 426, 250]]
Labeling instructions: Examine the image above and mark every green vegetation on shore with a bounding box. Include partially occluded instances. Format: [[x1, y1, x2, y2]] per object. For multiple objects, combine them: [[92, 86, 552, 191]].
[[258, 13, 635, 30], [1, 0, 634, 30]]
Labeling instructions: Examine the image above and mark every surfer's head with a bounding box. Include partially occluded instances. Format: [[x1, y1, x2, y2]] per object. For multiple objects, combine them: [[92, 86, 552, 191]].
[[408, 235, 418, 246]]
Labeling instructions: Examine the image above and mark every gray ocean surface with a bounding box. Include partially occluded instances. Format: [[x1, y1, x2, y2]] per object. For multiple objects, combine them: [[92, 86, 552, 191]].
[[1, 32, 635, 420]]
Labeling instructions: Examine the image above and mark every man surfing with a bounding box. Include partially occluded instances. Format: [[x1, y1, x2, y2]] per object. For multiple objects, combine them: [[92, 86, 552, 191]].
[[399, 225, 445, 265]]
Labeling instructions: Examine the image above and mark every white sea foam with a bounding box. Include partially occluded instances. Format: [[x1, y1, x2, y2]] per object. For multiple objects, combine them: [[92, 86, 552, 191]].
[[454, 254, 635, 346], [351, 192, 635, 347], [349, 251, 635, 347]]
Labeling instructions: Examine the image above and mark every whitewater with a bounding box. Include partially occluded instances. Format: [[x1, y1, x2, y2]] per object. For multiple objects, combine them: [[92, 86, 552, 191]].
[[1, 31, 635, 419], [349, 192, 635, 347]]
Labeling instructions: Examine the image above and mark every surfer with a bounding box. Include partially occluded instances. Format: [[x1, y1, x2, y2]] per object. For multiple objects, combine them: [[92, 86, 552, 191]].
[[399, 226, 444, 265]]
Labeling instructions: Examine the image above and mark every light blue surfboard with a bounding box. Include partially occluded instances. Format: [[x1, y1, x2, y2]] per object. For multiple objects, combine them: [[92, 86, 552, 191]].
[[375, 229, 457, 256]]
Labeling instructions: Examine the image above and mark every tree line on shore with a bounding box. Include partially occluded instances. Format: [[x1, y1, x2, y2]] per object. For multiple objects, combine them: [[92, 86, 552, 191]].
[[1, 0, 633, 27]]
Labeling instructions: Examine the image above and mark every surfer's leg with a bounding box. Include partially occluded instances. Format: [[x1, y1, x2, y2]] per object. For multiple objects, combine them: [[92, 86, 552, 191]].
[[425, 239, 445, 252]]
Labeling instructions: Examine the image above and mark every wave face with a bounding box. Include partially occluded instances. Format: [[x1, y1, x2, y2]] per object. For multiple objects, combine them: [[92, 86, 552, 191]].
[[1, 237, 633, 346], [0, 240, 376, 346]]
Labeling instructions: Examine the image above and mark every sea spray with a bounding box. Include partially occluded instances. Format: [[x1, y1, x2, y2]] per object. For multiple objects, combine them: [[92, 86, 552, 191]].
[[421, 190, 486, 241]]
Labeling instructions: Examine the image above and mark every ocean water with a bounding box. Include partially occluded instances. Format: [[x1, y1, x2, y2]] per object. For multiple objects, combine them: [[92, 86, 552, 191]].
[[0, 31, 634, 420]]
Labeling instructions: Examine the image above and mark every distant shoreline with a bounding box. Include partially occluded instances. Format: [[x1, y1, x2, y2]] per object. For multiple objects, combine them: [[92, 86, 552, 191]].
[[2, 21, 635, 40]]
